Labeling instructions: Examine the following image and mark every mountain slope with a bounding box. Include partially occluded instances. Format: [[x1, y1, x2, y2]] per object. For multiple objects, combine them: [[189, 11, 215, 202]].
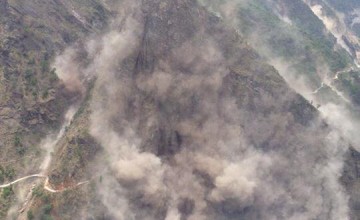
[[0, 0, 109, 218], [0, 0, 357, 220], [198, 0, 360, 219], [39, 0, 348, 219]]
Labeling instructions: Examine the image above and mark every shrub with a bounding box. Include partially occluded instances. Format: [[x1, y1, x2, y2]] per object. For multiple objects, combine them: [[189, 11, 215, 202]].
[[4, 167, 15, 180], [41, 60, 49, 73], [2, 186, 13, 199], [0, 166, 4, 182], [43, 204, 52, 214], [49, 68, 58, 82], [27, 210, 34, 220], [42, 90, 49, 99], [32, 185, 44, 198], [14, 135, 21, 147], [41, 214, 53, 220]]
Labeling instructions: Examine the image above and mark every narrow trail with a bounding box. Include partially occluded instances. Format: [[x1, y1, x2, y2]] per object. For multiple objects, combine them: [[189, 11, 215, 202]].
[[43, 177, 90, 193], [333, 67, 355, 81], [39, 106, 78, 172], [0, 174, 90, 193], [311, 81, 351, 103], [2, 174, 91, 218], [1, 171, 92, 218], [311, 67, 357, 103], [312, 82, 325, 94], [18, 183, 37, 214], [0, 175, 46, 188]]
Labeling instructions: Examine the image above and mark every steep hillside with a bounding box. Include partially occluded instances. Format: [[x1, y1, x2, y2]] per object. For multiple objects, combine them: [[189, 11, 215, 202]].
[[32, 0, 349, 219], [198, 0, 360, 219], [325, 0, 360, 36], [0, 0, 358, 220], [0, 0, 109, 218]]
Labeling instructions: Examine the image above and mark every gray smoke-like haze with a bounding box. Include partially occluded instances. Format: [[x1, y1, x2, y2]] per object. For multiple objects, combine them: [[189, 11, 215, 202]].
[[53, 0, 352, 219]]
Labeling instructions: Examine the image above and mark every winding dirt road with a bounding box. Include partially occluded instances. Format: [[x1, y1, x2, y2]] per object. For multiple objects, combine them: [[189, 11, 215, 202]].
[[0, 174, 46, 188], [43, 177, 89, 193], [0, 174, 89, 193]]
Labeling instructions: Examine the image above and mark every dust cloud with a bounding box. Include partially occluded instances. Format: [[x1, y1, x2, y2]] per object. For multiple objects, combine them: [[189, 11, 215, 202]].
[[53, 0, 354, 219]]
